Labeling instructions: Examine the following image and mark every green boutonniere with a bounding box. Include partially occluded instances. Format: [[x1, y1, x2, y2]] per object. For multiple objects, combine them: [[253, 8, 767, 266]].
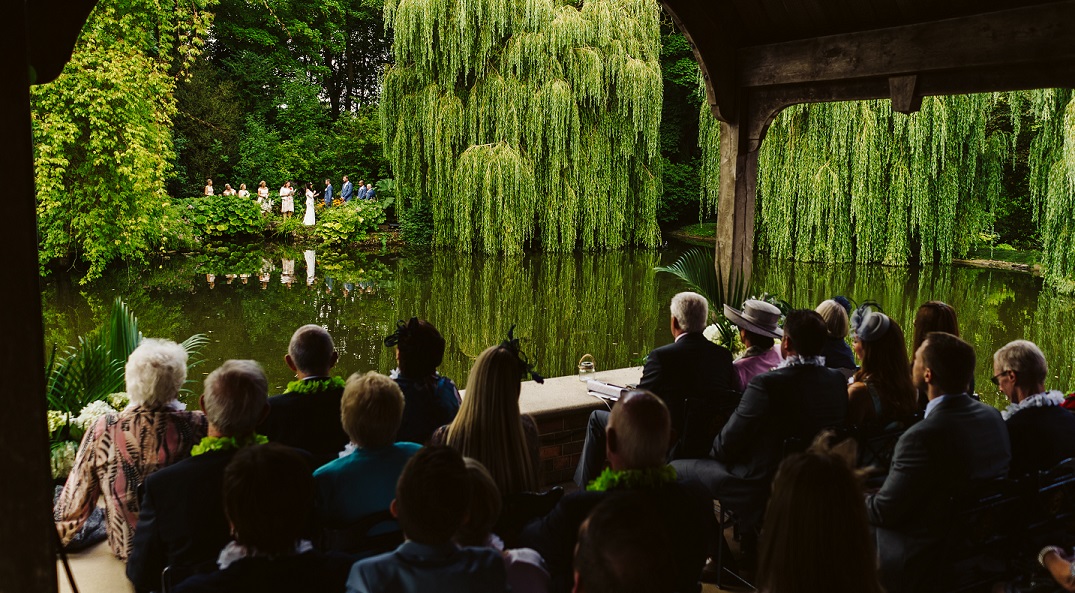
[[191, 434, 268, 456], [586, 466, 678, 492], [284, 376, 346, 394]]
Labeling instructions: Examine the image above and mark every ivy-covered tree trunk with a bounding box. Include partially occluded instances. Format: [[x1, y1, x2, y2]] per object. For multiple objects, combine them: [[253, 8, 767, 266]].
[[382, 0, 663, 254]]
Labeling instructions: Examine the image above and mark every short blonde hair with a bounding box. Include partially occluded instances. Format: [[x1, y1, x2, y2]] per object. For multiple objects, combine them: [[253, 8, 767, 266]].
[[126, 338, 188, 408], [202, 360, 268, 436], [340, 372, 405, 449], [816, 300, 849, 339]]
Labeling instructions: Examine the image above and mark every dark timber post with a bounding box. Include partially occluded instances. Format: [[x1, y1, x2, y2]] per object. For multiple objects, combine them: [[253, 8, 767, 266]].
[[1, 1, 57, 591], [715, 118, 759, 293]]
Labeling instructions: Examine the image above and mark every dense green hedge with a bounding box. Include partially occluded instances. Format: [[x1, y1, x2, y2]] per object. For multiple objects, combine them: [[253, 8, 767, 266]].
[[180, 196, 267, 238]]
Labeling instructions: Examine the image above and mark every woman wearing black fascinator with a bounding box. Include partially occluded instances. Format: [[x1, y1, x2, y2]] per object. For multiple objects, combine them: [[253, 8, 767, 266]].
[[384, 318, 461, 445]]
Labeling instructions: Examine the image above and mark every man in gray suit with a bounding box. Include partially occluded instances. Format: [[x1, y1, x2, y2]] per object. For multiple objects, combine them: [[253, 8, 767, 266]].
[[670, 309, 848, 528], [867, 332, 1011, 593]]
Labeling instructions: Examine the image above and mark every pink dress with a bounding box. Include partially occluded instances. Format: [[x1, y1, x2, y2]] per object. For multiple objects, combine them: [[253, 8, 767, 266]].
[[53, 405, 207, 559], [733, 347, 783, 390]]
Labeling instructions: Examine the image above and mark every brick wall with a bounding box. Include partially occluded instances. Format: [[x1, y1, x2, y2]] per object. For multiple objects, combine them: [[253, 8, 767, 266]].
[[532, 404, 603, 487]]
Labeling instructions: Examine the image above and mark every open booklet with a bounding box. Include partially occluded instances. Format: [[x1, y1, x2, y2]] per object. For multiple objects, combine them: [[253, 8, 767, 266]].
[[586, 380, 629, 401]]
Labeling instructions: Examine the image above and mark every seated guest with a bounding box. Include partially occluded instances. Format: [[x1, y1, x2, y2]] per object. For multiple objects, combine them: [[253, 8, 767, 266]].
[[173, 443, 355, 593], [55, 339, 207, 560], [574, 292, 735, 486], [847, 307, 916, 428], [263, 325, 348, 465], [816, 298, 857, 376], [725, 299, 783, 389], [432, 334, 542, 497], [993, 340, 1075, 476], [127, 360, 275, 593], [911, 301, 961, 409], [1039, 546, 1075, 592], [346, 446, 508, 593], [521, 390, 710, 593], [758, 432, 883, 593], [867, 332, 1010, 593], [672, 310, 848, 528], [573, 495, 677, 593], [384, 318, 461, 445], [457, 458, 550, 593], [313, 372, 421, 528]]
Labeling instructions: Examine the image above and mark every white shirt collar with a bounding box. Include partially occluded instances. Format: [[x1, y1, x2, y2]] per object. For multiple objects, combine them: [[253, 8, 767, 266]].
[[924, 393, 961, 419]]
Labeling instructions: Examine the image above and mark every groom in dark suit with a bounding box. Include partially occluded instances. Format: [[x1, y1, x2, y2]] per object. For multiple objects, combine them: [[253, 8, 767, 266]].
[[670, 309, 848, 527], [573, 292, 735, 487], [867, 332, 1010, 593]]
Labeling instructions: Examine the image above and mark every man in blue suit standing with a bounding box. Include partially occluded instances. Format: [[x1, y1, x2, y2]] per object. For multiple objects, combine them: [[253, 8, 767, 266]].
[[357, 180, 367, 200], [340, 176, 353, 202], [323, 179, 333, 207]]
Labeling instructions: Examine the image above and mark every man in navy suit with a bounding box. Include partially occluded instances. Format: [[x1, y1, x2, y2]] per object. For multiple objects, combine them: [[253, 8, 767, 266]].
[[573, 292, 735, 488], [323, 179, 333, 206], [127, 360, 278, 593], [867, 332, 1010, 593], [356, 179, 367, 200], [340, 175, 353, 202]]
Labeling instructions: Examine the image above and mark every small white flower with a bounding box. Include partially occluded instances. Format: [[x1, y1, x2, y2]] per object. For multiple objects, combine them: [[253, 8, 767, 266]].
[[109, 392, 130, 411], [702, 324, 721, 343], [47, 410, 68, 434]]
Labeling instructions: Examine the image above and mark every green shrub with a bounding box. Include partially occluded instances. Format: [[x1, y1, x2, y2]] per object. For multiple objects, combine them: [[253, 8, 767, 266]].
[[399, 202, 434, 245], [180, 196, 266, 238], [314, 201, 386, 246]]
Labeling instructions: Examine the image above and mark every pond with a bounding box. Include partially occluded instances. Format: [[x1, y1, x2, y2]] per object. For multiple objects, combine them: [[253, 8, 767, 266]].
[[41, 241, 1075, 409]]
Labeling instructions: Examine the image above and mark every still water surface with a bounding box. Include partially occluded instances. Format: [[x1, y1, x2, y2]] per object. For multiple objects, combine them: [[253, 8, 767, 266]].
[[41, 242, 1075, 408]]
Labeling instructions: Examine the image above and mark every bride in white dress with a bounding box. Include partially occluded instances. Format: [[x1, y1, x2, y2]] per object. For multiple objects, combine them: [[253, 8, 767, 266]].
[[303, 182, 317, 226]]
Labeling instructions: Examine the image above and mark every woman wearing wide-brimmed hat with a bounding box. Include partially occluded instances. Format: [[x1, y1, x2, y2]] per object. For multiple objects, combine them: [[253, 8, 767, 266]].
[[724, 300, 784, 389]]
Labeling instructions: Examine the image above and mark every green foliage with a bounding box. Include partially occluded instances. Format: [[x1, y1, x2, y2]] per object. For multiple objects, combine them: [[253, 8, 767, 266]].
[[658, 157, 701, 224], [654, 248, 748, 349], [382, 0, 664, 254], [45, 298, 208, 445], [181, 196, 267, 238], [314, 201, 387, 246], [657, 28, 704, 224], [31, 0, 215, 282], [399, 201, 435, 245]]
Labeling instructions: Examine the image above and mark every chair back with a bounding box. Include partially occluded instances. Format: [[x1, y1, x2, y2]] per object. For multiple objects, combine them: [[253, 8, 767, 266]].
[[676, 392, 740, 459], [318, 509, 403, 556], [1024, 457, 1075, 535], [495, 486, 565, 546]]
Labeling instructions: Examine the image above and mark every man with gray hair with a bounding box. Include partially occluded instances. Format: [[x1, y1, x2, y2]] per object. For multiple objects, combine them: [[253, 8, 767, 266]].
[[128, 360, 275, 593], [993, 339, 1075, 476], [263, 324, 348, 465], [521, 390, 710, 593], [574, 291, 735, 487]]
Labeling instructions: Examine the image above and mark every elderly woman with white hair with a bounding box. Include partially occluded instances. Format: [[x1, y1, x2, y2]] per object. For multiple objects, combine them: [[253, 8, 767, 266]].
[[54, 338, 207, 559]]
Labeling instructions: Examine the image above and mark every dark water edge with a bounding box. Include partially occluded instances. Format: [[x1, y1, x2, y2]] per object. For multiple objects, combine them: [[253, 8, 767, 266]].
[[41, 241, 1075, 409]]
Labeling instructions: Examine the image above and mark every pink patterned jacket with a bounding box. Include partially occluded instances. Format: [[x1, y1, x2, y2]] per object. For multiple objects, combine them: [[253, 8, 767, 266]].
[[53, 406, 207, 559]]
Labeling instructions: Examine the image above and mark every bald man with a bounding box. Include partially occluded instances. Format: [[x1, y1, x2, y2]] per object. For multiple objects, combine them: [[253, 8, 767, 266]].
[[519, 391, 711, 593], [262, 324, 347, 465]]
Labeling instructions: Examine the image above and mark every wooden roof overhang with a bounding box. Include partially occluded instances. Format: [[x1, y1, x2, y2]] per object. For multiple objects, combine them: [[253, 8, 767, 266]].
[[658, 0, 1075, 286]]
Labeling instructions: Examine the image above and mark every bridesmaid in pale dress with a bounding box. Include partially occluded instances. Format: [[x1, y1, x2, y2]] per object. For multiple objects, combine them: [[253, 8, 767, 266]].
[[204, 179, 214, 196], [237, 184, 250, 198], [279, 181, 294, 219], [257, 181, 271, 214]]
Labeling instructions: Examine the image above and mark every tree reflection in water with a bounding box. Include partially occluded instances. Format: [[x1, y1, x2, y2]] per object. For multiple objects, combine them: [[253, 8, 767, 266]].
[[40, 243, 1074, 409]]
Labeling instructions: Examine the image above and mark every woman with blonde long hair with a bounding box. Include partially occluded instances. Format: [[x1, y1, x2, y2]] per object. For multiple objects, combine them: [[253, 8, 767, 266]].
[[434, 343, 540, 496]]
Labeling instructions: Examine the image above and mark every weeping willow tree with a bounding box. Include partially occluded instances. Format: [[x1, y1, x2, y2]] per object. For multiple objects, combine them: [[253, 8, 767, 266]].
[[699, 89, 1075, 293], [382, 0, 663, 254]]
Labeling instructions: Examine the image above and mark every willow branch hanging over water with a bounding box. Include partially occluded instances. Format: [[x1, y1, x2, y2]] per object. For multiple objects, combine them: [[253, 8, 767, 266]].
[[382, 0, 663, 254], [698, 90, 1075, 293]]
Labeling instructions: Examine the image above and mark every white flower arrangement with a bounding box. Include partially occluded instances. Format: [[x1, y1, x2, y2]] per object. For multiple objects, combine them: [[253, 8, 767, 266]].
[[72, 400, 117, 432], [702, 324, 721, 343], [47, 410, 68, 435], [109, 392, 130, 410]]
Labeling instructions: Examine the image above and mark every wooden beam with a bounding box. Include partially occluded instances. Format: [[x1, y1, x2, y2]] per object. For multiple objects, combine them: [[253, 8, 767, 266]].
[[738, 1, 1075, 88], [661, 1, 739, 121], [889, 74, 921, 113], [1, 1, 57, 592]]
